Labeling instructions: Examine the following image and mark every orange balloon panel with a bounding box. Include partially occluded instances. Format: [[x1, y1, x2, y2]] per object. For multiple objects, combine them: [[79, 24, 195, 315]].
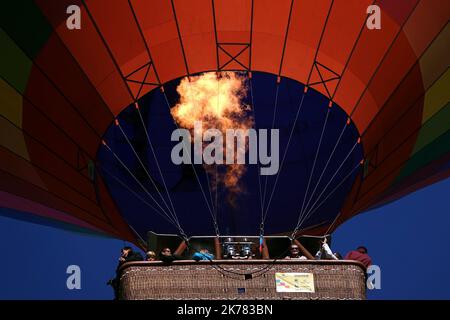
[[282, 0, 331, 82]]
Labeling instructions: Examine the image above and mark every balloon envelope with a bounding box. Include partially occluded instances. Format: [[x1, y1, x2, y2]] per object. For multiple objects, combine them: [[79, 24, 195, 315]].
[[0, 1, 448, 241]]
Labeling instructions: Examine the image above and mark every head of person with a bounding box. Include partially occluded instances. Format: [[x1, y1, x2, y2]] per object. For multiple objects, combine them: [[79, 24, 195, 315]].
[[289, 244, 300, 258], [357, 246, 368, 254], [160, 247, 172, 257], [199, 248, 209, 254], [121, 246, 133, 257], [146, 251, 156, 261]]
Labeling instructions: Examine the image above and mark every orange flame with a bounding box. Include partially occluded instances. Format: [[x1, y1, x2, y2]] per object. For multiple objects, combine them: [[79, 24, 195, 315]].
[[171, 72, 253, 205]]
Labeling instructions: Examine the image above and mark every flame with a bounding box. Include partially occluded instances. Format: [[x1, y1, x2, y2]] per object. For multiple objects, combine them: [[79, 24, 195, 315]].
[[171, 72, 253, 205]]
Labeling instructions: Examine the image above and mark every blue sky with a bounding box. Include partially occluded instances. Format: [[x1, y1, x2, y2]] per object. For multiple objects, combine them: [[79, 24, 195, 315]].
[[0, 177, 449, 299], [332, 177, 450, 299]]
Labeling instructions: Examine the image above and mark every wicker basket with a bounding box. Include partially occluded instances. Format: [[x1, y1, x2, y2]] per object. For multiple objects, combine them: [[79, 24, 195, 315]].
[[118, 260, 366, 300]]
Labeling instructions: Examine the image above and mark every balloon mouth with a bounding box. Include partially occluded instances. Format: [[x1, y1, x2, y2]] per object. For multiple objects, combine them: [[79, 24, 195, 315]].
[[97, 71, 363, 239]]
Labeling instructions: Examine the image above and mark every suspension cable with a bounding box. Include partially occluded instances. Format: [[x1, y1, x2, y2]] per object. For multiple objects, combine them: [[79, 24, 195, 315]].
[[261, 80, 280, 211], [134, 102, 183, 230], [261, 86, 308, 225], [323, 211, 342, 237], [300, 118, 349, 222], [114, 119, 180, 226], [248, 75, 265, 239], [298, 138, 360, 226], [161, 87, 220, 236], [101, 141, 179, 227], [294, 161, 362, 235], [98, 164, 183, 232], [298, 103, 331, 224]]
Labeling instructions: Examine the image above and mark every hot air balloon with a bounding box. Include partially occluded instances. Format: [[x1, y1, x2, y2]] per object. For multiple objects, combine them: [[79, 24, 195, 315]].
[[0, 1, 449, 299]]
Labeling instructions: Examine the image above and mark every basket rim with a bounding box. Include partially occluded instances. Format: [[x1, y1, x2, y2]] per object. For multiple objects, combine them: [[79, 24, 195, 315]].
[[118, 259, 367, 274]]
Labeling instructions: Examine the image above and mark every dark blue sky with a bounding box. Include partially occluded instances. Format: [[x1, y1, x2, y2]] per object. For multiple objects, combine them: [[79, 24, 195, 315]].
[[0, 177, 449, 299]]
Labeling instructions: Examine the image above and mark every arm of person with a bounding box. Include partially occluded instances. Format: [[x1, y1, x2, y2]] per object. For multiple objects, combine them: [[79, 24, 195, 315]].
[[322, 243, 338, 260]]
